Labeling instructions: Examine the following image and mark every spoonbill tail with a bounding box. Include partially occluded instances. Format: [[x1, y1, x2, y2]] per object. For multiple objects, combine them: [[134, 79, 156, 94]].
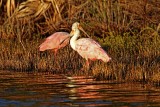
[[39, 32, 70, 56], [70, 22, 111, 67]]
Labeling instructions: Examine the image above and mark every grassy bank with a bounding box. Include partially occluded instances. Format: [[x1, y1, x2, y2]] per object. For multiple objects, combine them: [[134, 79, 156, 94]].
[[0, 0, 160, 84], [0, 34, 159, 84]]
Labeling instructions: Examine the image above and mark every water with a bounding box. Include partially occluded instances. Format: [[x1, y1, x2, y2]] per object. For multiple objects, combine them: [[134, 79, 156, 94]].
[[0, 70, 160, 107]]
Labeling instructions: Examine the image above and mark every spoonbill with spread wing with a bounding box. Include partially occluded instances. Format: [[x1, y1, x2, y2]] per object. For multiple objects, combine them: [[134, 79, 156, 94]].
[[39, 32, 70, 57]]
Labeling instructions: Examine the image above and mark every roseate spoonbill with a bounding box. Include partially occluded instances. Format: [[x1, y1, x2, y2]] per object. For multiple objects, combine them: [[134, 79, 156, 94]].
[[70, 22, 111, 67], [39, 32, 70, 56]]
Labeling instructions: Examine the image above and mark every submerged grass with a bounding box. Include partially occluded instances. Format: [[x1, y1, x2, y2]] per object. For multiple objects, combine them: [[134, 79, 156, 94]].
[[0, 0, 160, 85]]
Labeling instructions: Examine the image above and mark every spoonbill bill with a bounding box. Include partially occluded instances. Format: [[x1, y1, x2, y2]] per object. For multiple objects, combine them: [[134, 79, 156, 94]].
[[39, 32, 70, 56], [70, 22, 111, 67]]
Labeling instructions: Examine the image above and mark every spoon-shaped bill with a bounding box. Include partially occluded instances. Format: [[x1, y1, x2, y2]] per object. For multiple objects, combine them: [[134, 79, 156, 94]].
[[78, 25, 91, 38]]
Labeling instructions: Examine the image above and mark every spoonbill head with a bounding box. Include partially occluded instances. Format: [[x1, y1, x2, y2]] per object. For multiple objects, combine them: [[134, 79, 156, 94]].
[[70, 22, 90, 38]]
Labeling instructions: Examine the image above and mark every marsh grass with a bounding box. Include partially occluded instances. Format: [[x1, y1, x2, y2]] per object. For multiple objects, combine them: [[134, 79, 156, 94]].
[[0, 0, 160, 84], [0, 33, 159, 84], [0, 38, 85, 73]]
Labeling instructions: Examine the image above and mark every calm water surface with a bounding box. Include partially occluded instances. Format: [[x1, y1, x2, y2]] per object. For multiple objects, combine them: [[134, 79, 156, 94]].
[[0, 70, 160, 107]]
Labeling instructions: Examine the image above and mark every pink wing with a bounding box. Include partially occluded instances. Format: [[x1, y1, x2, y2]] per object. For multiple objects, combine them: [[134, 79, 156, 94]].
[[75, 38, 111, 62], [39, 32, 70, 51]]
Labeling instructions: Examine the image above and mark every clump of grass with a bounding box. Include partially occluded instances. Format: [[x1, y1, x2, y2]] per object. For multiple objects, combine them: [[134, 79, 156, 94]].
[[93, 31, 160, 83], [151, 72, 160, 86]]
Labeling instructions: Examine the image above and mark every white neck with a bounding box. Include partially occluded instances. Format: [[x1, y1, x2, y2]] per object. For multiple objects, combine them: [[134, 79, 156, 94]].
[[70, 29, 80, 50]]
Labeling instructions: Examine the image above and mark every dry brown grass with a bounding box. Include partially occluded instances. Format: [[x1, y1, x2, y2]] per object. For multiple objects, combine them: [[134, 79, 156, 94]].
[[1, 0, 160, 38]]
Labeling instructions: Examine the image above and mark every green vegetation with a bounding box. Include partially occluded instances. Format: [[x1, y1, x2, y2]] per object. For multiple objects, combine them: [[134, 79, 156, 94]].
[[0, 0, 160, 85]]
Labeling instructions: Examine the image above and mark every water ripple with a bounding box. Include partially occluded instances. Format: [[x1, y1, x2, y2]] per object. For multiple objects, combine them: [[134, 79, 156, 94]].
[[0, 70, 160, 107]]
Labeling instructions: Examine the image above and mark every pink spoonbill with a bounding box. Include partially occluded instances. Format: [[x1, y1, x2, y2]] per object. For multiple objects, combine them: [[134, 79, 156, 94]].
[[39, 32, 70, 57], [70, 22, 111, 67]]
